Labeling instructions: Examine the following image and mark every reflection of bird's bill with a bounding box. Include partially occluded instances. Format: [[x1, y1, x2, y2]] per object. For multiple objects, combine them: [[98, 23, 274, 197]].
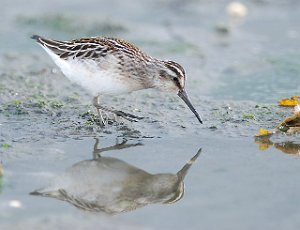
[[177, 90, 203, 124], [177, 148, 201, 180], [165, 148, 202, 204]]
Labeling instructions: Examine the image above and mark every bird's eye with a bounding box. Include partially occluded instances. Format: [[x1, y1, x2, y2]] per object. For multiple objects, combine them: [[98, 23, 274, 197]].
[[173, 77, 181, 88]]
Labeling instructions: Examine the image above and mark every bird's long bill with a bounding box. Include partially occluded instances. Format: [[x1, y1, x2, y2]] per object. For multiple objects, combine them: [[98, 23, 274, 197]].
[[177, 90, 203, 124]]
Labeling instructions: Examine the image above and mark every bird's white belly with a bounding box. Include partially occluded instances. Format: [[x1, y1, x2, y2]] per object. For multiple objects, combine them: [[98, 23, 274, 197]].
[[63, 60, 132, 96], [44, 47, 141, 96]]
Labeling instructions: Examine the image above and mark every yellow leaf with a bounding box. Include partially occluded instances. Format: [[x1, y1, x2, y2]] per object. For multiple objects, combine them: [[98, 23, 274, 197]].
[[255, 128, 273, 137], [278, 96, 300, 107], [258, 142, 271, 151]]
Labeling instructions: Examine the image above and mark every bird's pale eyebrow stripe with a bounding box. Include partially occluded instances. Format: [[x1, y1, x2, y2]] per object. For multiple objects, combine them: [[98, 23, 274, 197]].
[[165, 63, 184, 77]]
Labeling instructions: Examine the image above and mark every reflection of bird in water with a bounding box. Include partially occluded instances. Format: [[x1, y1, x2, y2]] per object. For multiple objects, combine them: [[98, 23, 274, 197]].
[[30, 139, 201, 214]]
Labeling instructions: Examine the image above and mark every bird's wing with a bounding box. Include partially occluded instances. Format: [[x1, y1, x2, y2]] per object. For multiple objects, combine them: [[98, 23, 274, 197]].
[[31, 35, 113, 60], [31, 35, 147, 61]]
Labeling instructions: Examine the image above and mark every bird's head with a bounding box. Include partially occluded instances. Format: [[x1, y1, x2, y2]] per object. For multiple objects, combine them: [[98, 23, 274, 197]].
[[156, 60, 203, 124]]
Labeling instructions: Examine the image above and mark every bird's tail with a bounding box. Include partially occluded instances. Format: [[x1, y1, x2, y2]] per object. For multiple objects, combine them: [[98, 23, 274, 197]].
[[31, 34, 68, 57], [31, 35, 62, 47]]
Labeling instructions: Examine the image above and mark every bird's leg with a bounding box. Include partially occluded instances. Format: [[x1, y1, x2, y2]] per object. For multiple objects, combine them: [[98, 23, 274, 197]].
[[93, 137, 101, 159], [92, 96, 144, 123], [113, 113, 121, 125], [93, 137, 143, 157], [103, 111, 110, 125], [93, 96, 106, 126]]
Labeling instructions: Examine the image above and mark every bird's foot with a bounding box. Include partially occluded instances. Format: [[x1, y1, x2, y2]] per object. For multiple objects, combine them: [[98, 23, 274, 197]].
[[93, 105, 144, 124], [92, 96, 144, 124], [114, 110, 144, 122]]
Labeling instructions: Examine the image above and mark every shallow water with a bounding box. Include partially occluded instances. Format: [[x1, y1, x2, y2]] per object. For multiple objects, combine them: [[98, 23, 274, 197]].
[[1, 0, 300, 229]]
